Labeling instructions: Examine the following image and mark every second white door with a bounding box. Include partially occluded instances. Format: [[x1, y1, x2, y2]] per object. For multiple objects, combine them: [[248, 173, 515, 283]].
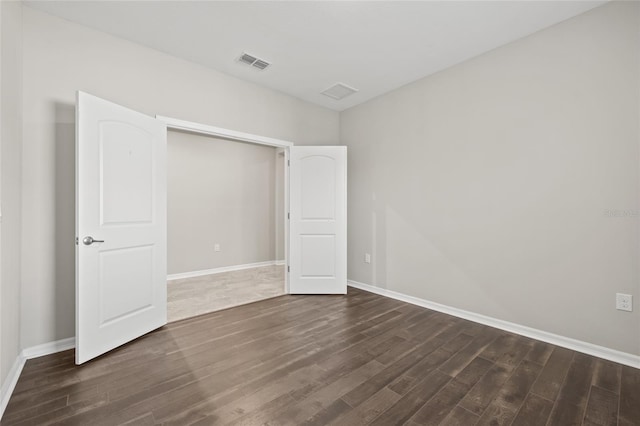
[[289, 146, 347, 294]]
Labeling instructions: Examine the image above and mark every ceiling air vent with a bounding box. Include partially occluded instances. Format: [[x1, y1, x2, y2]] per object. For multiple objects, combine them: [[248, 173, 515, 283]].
[[238, 52, 270, 71], [253, 59, 270, 70], [321, 83, 358, 100]]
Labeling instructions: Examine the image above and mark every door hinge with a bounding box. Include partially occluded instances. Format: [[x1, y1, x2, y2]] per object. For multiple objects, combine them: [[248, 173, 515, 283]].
[[287, 212, 290, 219], [287, 266, 290, 273], [288, 160, 290, 167], [75, 237, 78, 245]]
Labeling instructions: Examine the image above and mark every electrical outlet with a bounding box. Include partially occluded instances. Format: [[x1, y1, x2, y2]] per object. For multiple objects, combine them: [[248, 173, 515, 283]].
[[616, 293, 633, 312], [214, 243, 221, 252], [364, 253, 371, 264]]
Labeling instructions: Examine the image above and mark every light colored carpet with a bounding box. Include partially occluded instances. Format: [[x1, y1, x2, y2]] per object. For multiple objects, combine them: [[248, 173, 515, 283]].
[[167, 264, 286, 322]]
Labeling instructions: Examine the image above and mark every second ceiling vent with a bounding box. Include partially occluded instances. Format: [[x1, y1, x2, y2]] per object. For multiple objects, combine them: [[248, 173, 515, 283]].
[[238, 52, 270, 71], [321, 83, 358, 100]]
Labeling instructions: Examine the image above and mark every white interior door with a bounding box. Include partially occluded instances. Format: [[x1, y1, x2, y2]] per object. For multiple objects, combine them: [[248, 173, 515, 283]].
[[289, 146, 347, 294], [76, 92, 167, 364]]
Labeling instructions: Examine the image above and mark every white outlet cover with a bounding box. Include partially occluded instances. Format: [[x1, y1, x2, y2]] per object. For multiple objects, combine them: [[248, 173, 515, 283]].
[[616, 293, 633, 312]]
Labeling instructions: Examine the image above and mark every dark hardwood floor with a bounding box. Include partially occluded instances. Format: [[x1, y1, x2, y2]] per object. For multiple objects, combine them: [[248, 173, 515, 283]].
[[2, 288, 639, 425]]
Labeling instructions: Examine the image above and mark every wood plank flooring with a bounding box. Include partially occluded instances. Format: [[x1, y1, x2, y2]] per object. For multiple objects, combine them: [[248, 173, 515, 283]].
[[2, 288, 639, 426]]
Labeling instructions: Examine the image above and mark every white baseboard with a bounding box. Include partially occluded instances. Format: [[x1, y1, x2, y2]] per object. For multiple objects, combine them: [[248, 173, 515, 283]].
[[275, 259, 286, 266], [0, 353, 25, 420], [0, 337, 76, 420], [167, 260, 283, 281], [348, 280, 640, 369], [21, 337, 75, 360]]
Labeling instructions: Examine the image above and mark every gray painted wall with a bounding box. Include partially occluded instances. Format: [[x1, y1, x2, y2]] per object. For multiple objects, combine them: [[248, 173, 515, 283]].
[[1, 0, 23, 387], [20, 6, 339, 349], [341, 2, 640, 355], [168, 132, 279, 275]]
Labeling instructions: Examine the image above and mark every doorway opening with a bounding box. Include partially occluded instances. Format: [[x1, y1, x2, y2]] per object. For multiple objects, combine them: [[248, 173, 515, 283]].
[[163, 122, 290, 322]]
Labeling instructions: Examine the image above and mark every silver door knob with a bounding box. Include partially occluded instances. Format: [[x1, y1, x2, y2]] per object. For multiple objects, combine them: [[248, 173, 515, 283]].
[[82, 236, 105, 245]]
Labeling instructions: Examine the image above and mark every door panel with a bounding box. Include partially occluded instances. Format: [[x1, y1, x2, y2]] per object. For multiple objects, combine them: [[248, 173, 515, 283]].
[[76, 92, 167, 364], [300, 156, 336, 220], [99, 245, 154, 325], [301, 235, 336, 277], [100, 122, 154, 224], [289, 146, 347, 294]]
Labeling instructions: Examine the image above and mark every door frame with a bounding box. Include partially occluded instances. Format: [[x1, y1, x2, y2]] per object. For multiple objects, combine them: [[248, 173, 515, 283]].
[[155, 115, 292, 294]]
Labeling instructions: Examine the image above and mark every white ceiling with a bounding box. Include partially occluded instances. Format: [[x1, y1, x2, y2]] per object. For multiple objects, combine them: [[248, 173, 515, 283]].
[[25, 1, 606, 111]]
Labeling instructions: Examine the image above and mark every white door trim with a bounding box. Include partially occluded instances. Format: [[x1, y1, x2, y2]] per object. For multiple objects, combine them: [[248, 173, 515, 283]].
[[155, 115, 291, 293], [156, 116, 294, 148]]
